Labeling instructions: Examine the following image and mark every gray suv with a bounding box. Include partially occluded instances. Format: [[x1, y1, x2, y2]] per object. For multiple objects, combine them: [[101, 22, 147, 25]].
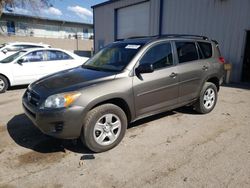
[[22, 35, 224, 152]]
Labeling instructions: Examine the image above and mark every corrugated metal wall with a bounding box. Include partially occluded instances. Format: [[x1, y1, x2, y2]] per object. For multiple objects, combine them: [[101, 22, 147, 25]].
[[162, 0, 250, 82], [93, 0, 250, 82], [94, 0, 161, 51]]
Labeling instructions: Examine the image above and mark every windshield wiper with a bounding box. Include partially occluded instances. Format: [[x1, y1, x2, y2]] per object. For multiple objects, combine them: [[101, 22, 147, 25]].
[[82, 64, 103, 71], [82, 64, 118, 72]]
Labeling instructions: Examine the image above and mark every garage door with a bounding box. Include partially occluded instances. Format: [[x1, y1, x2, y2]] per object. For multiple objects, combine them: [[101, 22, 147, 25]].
[[116, 2, 150, 40]]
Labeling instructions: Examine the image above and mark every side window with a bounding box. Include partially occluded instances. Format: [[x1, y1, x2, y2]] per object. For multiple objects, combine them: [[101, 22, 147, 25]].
[[22, 51, 45, 62], [140, 43, 173, 70], [21, 45, 43, 49], [5, 45, 23, 52], [198, 42, 212, 59], [176, 42, 198, 63], [47, 50, 73, 61]]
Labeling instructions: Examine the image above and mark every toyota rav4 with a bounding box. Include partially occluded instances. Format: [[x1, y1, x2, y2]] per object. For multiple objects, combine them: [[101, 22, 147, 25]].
[[22, 35, 224, 152]]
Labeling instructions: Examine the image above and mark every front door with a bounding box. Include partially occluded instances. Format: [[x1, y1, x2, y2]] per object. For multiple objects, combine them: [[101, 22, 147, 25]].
[[12, 50, 46, 85], [133, 42, 179, 117], [242, 31, 250, 82]]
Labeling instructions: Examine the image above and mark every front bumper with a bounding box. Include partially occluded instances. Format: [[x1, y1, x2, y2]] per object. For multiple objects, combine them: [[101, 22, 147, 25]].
[[22, 96, 85, 139]]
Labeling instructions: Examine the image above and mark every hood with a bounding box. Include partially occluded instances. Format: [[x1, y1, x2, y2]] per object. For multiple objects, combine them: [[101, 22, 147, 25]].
[[29, 66, 117, 97]]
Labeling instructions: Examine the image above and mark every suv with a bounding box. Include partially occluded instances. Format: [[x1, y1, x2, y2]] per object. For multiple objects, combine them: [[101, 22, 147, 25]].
[[22, 35, 224, 152], [0, 42, 51, 61]]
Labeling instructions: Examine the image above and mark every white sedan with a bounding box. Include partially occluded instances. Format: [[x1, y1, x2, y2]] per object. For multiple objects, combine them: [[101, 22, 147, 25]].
[[0, 48, 89, 93]]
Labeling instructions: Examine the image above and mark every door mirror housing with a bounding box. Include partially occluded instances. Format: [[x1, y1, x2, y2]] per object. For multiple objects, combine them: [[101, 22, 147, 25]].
[[136, 63, 154, 74], [2, 49, 7, 54], [17, 58, 24, 65]]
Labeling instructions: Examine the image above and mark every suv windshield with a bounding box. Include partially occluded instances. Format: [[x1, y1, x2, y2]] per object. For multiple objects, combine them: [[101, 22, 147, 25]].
[[0, 50, 26, 64], [83, 42, 144, 72]]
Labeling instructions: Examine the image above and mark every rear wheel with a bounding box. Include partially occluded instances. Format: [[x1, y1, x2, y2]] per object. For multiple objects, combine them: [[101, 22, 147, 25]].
[[81, 104, 127, 153], [0, 75, 8, 93], [194, 82, 217, 114]]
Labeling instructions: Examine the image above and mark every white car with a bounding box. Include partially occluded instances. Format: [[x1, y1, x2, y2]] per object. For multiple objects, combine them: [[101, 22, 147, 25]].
[[0, 42, 51, 61], [0, 48, 89, 93]]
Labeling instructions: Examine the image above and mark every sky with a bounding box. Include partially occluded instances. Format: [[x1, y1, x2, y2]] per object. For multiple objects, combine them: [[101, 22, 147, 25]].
[[4, 0, 107, 24]]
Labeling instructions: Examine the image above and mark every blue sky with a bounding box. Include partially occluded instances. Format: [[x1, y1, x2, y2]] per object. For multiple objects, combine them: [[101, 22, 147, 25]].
[[4, 0, 107, 24]]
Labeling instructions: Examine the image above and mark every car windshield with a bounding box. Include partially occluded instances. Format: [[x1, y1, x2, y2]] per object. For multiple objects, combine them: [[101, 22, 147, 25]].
[[0, 50, 26, 64], [82, 42, 144, 72]]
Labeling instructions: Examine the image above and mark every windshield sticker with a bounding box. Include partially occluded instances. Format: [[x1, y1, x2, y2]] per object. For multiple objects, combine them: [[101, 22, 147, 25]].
[[125, 45, 141, 49]]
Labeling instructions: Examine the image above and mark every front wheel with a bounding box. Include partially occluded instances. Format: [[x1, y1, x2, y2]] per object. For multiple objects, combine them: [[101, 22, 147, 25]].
[[0, 75, 8, 93], [194, 82, 218, 114], [81, 104, 127, 153]]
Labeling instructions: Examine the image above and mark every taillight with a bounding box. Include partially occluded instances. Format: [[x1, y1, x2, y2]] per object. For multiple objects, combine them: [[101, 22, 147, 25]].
[[218, 57, 225, 64]]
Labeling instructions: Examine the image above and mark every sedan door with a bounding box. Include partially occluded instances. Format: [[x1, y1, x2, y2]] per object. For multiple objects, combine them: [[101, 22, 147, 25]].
[[133, 42, 179, 117], [12, 50, 46, 85], [41, 50, 77, 77]]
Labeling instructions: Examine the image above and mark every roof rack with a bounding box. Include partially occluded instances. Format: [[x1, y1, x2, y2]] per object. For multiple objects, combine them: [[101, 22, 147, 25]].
[[124, 34, 209, 41], [158, 34, 209, 40]]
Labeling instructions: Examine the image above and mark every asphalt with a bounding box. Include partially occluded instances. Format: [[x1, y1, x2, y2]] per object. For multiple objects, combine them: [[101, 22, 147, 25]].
[[0, 85, 250, 188]]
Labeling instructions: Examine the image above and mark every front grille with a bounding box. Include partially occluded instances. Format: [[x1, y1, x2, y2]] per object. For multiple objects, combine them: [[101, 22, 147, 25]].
[[25, 90, 41, 107], [23, 104, 36, 119]]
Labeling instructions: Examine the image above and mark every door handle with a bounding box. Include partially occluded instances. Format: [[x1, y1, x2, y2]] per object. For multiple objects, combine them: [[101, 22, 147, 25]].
[[170, 72, 178, 78], [202, 65, 209, 71]]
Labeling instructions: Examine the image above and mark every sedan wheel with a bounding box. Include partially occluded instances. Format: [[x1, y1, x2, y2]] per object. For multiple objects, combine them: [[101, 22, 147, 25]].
[[0, 76, 8, 93]]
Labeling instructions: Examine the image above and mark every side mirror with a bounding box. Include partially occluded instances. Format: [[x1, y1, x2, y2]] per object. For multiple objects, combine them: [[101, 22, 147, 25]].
[[136, 63, 154, 74], [2, 49, 7, 54], [17, 59, 24, 65]]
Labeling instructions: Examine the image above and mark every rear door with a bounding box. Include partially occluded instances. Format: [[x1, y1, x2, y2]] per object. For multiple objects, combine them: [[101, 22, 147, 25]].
[[175, 41, 210, 103], [41, 50, 76, 77], [133, 42, 179, 117]]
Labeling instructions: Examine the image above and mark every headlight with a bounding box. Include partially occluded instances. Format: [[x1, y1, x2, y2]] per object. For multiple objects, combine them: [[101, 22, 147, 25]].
[[44, 92, 81, 109]]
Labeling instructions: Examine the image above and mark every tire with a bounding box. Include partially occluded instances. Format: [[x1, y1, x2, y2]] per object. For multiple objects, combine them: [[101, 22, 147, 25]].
[[81, 104, 127, 153], [0, 75, 8, 93], [194, 82, 218, 114]]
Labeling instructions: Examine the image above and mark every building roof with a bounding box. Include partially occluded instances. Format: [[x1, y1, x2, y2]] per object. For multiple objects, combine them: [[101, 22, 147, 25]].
[[2, 12, 93, 27], [92, 0, 121, 8]]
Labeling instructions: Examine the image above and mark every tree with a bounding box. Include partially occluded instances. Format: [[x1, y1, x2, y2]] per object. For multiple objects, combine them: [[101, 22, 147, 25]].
[[0, 0, 52, 17]]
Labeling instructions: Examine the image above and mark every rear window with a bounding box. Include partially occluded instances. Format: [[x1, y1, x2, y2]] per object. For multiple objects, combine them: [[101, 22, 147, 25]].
[[176, 42, 198, 63], [47, 50, 73, 61], [198, 42, 212, 59]]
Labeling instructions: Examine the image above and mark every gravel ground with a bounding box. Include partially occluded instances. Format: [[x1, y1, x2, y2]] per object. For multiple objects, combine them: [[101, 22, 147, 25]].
[[0, 85, 249, 188]]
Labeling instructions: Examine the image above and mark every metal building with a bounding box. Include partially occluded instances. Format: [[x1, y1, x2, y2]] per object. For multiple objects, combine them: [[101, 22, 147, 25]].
[[92, 0, 250, 83]]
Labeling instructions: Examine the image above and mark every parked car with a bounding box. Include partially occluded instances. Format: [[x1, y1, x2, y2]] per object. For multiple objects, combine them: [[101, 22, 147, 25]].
[[0, 42, 51, 61], [0, 48, 88, 93], [22, 35, 224, 152]]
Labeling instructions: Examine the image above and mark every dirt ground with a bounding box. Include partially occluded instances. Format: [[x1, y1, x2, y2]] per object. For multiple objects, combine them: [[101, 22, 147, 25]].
[[0, 85, 250, 188]]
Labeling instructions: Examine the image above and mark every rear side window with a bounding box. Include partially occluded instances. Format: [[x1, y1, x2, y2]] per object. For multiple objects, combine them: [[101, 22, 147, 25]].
[[5, 45, 23, 52], [21, 45, 44, 49], [176, 42, 198, 63], [47, 50, 73, 61], [140, 42, 173, 70], [198, 42, 212, 59], [23, 51, 45, 62]]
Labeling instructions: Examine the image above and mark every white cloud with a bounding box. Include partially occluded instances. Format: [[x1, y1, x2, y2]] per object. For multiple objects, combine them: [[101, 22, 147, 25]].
[[42, 7, 62, 16], [67, 5, 93, 20]]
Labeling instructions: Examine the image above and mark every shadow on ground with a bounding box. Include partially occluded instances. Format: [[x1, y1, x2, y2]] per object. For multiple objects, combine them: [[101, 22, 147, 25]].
[[222, 83, 250, 90], [8, 85, 28, 91], [7, 114, 92, 154], [7, 106, 197, 154]]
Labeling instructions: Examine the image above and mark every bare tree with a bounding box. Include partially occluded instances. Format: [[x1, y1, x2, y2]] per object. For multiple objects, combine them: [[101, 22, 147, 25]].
[[0, 0, 52, 17]]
